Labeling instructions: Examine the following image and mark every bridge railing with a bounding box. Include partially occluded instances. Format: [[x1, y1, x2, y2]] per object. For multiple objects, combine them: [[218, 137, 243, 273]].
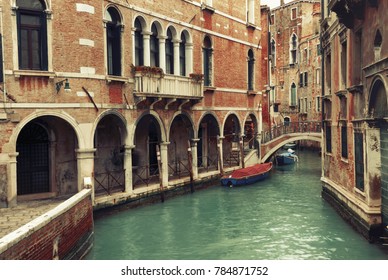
[[261, 121, 321, 144]]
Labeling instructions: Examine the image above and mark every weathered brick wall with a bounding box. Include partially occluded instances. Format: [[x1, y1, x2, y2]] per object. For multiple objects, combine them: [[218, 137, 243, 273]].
[[0, 190, 93, 260]]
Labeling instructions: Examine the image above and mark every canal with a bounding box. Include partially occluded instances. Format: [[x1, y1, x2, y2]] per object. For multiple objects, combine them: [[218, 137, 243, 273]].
[[85, 150, 388, 260]]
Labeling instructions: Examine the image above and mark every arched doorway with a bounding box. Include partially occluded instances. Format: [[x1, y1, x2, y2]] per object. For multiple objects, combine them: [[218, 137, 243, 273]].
[[133, 115, 163, 188], [17, 122, 49, 195], [244, 114, 258, 150], [168, 114, 194, 179], [198, 114, 220, 173], [94, 114, 127, 196], [16, 117, 79, 198], [223, 114, 241, 168], [369, 79, 388, 228]]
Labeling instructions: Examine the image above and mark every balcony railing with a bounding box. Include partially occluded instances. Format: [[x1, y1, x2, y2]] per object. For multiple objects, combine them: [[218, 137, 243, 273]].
[[134, 72, 203, 99]]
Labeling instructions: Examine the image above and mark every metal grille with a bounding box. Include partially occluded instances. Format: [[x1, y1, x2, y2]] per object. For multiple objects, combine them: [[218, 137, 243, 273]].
[[17, 123, 49, 195], [354, 132, 364, 191], [380, 125, 388, 225]]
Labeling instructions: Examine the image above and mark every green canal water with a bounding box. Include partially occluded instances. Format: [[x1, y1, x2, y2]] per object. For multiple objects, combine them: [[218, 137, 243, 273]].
[[85, 150, 388, 260]]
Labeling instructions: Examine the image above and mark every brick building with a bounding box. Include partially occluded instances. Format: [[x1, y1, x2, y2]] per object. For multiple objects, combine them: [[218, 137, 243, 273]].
[[0, 0, 269, 208], [268, 0, 321, 132], [321, 0, 388, 240]]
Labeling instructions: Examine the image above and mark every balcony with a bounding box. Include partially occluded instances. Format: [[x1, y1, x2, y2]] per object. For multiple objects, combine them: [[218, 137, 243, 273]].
[[133, 67, 203, 108]]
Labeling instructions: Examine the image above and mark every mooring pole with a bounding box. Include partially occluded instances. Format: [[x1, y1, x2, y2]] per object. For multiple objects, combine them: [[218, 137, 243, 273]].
[[240, 135, 245, 168], [187, 140, 194, 193], [217, 135, 224, 176], [156, 145, 165, 202]]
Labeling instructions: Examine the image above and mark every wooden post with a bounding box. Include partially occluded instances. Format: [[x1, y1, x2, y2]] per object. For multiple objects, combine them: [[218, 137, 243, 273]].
[[156, 145, 165, 202], [217, 135, 224, 176], [240, 136, 245, 168], [187, 140, 194, 193]]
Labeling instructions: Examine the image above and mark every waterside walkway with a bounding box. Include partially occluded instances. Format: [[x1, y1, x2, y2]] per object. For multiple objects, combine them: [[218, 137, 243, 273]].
[[0, 196, 70, 239]]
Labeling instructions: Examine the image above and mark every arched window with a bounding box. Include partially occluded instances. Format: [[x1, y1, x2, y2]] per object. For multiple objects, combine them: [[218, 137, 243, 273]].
[[374, 29, 382, 61], [180, 33, 187, 76], [203, 36, 212, 87], [166, 28, 174, 74], [271, 39, 276, 66], [16, 0, 48, 70], [134, 18, 144, 66], [150, 23, 159, 67], [290, 83, 297, 106], [247, 49, 254, 91], [106, 7, 121, 76], [290, 33, 298, 65]]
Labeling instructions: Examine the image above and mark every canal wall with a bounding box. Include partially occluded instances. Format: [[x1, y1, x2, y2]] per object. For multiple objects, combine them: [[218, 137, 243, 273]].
[[94, 173, 221, 217], [321, 185, 376, 241], [0, 189, 93, 260]]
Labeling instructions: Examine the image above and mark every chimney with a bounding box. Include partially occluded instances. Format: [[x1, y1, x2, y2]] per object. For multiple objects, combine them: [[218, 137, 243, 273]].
[[280, 0, 285, 6]]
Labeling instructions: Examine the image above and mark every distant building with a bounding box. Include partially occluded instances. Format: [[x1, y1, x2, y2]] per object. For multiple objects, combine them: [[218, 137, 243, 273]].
[[268, 0, 321, 132], [321, 0, 388, 240], [0, 0, 268, 208]]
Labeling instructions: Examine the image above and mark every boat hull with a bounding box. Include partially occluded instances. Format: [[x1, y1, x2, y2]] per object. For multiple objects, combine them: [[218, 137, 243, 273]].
[[220, 163, 272, 187], [275, 155, 297, 165]]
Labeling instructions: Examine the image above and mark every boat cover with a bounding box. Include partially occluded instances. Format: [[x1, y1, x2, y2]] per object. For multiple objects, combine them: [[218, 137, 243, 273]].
[[228, 163, 272, 179]]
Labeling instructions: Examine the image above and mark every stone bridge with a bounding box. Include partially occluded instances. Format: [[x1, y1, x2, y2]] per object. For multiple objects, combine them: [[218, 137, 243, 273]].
[[259, 121, 322, 162]]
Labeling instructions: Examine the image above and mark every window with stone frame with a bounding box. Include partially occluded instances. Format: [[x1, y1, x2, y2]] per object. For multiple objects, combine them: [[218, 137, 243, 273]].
[[106, 7, 122, 76], [150, 23, 160, 67], [166, 28, 174, 74], [134, 18, 144, 66], [247, 49, 255, 91], [16, 0, 48, 70], [203, 36, 213, 87]]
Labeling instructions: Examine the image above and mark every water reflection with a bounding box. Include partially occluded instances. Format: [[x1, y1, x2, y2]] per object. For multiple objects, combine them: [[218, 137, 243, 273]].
[[86, 150, 388, 260]]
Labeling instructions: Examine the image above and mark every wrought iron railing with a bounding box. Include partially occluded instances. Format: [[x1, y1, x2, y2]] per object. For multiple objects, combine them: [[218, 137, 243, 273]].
[[94, 170, 125, 196], [197, 155, 219, 173], [261, 121, 321, 144], [132, 164, 159, 188]]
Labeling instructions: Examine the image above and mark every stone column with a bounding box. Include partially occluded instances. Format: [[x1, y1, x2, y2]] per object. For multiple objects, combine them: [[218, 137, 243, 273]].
[[160, 142, 170, 187], [173, 40, 181, 76], [76, 149, 96, 202], [186, 43, 193, 75], [158, 36, 167, 73], [124, 145, 135, 194], [142, 31, 152, 66], [7, 152, 19, 207]]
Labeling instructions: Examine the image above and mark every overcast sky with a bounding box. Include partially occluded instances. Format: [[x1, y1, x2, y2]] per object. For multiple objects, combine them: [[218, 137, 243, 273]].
[[261, 0, 293, 9]]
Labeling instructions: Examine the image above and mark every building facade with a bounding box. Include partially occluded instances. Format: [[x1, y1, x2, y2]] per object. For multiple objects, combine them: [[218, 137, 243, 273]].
[[321, 0, 388, 240], [268, 0, 321, 131], [0, 0, 269, 208]]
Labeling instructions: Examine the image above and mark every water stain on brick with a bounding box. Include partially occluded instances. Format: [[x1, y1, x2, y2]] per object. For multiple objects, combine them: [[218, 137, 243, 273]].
[[370, 174, 381, 200]]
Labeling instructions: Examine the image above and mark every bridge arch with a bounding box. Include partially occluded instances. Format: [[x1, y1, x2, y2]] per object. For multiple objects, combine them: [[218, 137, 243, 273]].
[[260, 133, 321, 163]]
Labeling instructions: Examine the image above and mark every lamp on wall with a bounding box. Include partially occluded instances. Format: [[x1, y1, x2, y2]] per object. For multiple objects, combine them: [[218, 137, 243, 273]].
[[55, 78, 71, 93]]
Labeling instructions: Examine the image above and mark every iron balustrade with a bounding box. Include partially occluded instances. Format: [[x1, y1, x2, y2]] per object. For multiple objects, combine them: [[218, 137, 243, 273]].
[[94, 170, 125, 196], [197, 155, 219, 173], [132, 164, 160, 188], [261, 121, 321, 144]]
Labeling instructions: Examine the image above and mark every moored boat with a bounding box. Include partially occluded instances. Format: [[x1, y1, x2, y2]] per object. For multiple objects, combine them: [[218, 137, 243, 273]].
[[220, 162, 273, 187], [275, 149, 298, 166]]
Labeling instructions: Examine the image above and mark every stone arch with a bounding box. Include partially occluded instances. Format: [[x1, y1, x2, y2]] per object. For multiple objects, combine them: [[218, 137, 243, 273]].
[[149, 19, 164, 35], [180, 29, 193, 44], [368, 76, 387, 119], [133, 15, 148, 31], [104, 4, 124, 24], [92, 110, 127, 148], [221, 112, 242, 137], [197, 112, 221, 173], [15, 114, 81, 197], [261, 134, 321, 163], [8, 111, 83, 152], [167, 111, 195, 142], [130, 110, 167, 146]]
